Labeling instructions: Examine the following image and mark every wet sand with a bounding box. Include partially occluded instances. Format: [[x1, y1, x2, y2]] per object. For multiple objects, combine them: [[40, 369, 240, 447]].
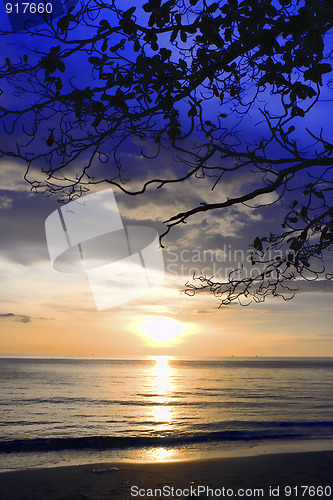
[[1, 450, 333, 499]]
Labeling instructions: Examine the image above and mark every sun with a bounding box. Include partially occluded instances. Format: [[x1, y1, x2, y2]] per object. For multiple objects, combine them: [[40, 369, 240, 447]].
[[140, 317, 184, 345]]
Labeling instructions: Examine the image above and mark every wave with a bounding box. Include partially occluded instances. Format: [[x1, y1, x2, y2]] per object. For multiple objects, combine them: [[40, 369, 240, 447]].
[[1, 422, 333, 453]]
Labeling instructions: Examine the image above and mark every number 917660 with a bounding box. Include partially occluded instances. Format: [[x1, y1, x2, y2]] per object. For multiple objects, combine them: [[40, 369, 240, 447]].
[[5, 3, 53, 14]]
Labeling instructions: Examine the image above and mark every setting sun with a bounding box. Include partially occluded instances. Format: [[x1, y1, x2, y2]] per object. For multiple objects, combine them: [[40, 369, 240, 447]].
[[140, 317, 184, 345]]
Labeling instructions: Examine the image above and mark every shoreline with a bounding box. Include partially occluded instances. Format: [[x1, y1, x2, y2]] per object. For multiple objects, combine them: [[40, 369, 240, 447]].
[[2, 437, 333, 473], [1, 449, 333, 500]]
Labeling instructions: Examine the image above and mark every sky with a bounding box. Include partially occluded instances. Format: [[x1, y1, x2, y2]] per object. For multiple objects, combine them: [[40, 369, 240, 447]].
[[1, 156, 333, 358], [1, 0, 333, 358]]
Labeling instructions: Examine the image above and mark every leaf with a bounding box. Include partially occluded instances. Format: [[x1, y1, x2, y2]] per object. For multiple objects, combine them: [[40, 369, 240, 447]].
[[160, 48, 172, 61], [92, 101, 104, 113], [180, 30, 187, 43], [55, 79, 62, 91], [50, 46, 61, 56], [149, 12, 157, 27], [306, 86, 317, 98], [23, 54, 28, 64], [142, 2, 153, 12], [291, 106, 305, 118], [46, 131, 54, 147], [224, 28, 232, 42], [178, 58, 187, 70], [304, 64, 331, 85], [98, 19, 111, 33], [317, 63, 332, 75], [124, 6, 136, 16], [57, 17, 69, 33], [57, 61, 65, 73], [92, 116, 103, 127], [207, 2, 218, 13], [89, 56, 103, 66], [253, 237, 263, 251], [187, 106, 196, 117], [170, 29, 179, 43], [300, 206, 308, 218]]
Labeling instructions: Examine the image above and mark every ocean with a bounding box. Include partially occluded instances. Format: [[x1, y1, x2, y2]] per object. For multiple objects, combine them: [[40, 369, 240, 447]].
[[1, 356, 333, 471]]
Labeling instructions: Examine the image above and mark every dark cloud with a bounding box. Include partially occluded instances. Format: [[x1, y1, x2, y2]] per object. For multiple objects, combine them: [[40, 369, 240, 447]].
[[295, 280, 333, 293], [0, 189, 55, 265], [0, 312, 31, 323]]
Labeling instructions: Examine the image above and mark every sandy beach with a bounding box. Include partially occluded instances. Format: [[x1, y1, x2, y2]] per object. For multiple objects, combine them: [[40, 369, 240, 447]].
[[1, 450, 333, 500]]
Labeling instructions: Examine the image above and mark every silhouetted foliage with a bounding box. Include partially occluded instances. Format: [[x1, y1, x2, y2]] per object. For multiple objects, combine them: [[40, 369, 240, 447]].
[[1, 0, 333, 304]]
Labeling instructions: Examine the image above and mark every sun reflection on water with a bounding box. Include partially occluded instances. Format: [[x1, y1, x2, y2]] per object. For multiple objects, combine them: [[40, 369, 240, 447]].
[[152, 355, 172, 403], [148, 355, 175, 432], [143, 446, 176, 462]]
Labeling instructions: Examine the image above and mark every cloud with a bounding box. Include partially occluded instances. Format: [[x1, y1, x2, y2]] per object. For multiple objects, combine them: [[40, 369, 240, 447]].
[[0, 312, 31, 323], [294, 280, 333, 293], [0, 191, 52, 265], [0, 311, 56, 322], [0, 196, 13, 209], [116, 141, 266, 219], [0, 162, 30, 192], [116, 173, 274, 252]]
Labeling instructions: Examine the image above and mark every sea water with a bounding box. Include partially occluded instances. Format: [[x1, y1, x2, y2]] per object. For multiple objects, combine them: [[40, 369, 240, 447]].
[[1, 356, 333, 471]]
